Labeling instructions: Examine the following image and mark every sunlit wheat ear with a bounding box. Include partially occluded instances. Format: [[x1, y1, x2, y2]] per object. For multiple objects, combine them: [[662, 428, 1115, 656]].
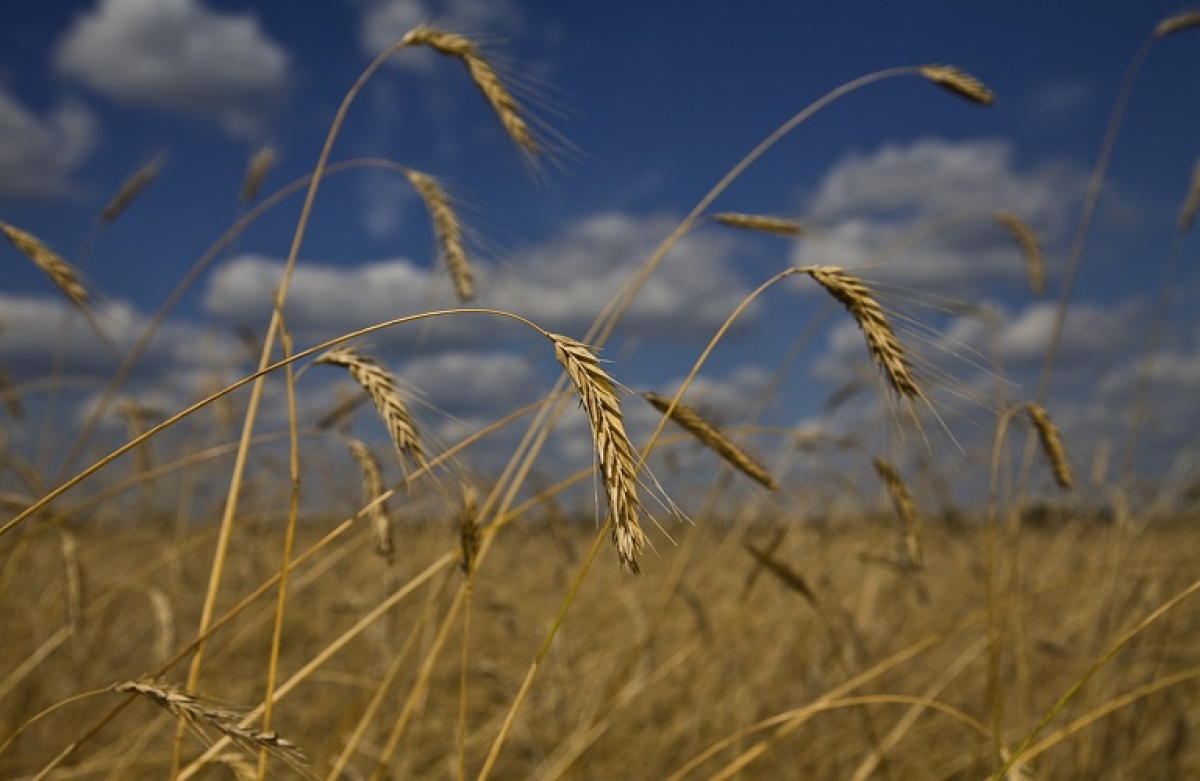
[[551, 334, 646, 573], [1179, 158, 1200, 234], [99, 154, 164, 225], [803, 265, 923, 400], [995, 211, 1045, 295], [346, 438, 392, 559], [402, 26, 539, 156], [406, 170, 473, 302], [1, 221, 90, 308], [314, 347, 425, 473], [712, 213, 806, 237], [642, 391, 777, 490], [919, 65, 995, 106], [1025, 403, 1074, 490], [459, 485, 479, 575], [871, 458, 924, 569], [1156, 11, 1200, 38], [240, 145, 276, 203], [112, 680, 307, 770]]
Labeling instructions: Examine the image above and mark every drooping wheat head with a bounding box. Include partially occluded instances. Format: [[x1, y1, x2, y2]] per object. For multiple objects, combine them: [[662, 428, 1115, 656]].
[[1155, 11, 1200, 39], [871, 457, 924, 569], [919, 65, 996, 106], [642, 391, 777, 490], [314, 347, 425, 473], [804, 265, 923, 400], [1026, 403, 1074, 490], [401, 27, 539, 156], [406, 170, 474, 302], [995, 211, 1045, 295], [712, 213, 806, 237], [346, 438, 392, 558], [240, 146, 277, 203], [1, 221, 90, 309], [551, 334, 646, 572], [99, 154, 165, 225]]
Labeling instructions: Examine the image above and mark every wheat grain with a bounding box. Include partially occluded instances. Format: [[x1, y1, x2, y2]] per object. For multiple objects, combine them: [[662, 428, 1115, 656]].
[[872, 458, 924, 569], [402, 27, 539, 155], [99, 154, 164, 225], [919, 65, 995, 106], [551, 334, 646, 572], [804, 266, 923, 399], [712, 213, 806, 237], [642, 391, 777, 490], [113, 680, 307, 770], [1, 221, 89, 308], [995, 211, 1045, 295], [1155, 11, 1200, 38], [240, 146, 276, 203], [407, 170, 474, 302], [1026, 403, 1074, 490], [1179, 158, 1200, 234], [346, 438, 392, 558], [315, 347, 425, 473]]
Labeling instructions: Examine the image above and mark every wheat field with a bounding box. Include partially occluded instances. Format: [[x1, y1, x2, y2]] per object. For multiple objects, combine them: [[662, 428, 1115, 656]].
[[3, 15, 1200, 780]]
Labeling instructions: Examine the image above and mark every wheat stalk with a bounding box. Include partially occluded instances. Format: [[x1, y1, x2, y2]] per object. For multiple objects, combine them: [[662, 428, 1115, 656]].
[[407, 170, 474, 302], [919, 65, 995, 106], [240, 146, 276, 203], [642, 391, 777, 490], [402, 27, 539, 155], [1179, 158, 1200, 235], [712, 213, 806, 237], [995, 211, 1045, 295], [1155, 11, 1200, 38], [1, 221, 89, 308], [99, 154, 164, 225], [1025, 403, 1074, 490], [113, 680, 306, 771], [552, 334, 646, 572], [871, 458, 924, 569], [346, 438, 392, 558], [314, 347, 425, 473], [803, 266, 923, 399]]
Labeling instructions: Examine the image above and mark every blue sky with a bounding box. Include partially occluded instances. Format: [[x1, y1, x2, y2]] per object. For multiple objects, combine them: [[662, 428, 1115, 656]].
[[2, 0, 1199, 510]]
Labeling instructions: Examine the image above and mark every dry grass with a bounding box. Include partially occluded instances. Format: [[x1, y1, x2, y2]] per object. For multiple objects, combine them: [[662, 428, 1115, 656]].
[[803, 265, 923, 400]]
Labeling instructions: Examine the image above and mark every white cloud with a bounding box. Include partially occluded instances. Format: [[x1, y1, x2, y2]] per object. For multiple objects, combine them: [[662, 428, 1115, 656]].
[[53, 0, 289, 137], [0, 88, 96, 197], [794, 138, 1088, 296], [357, 0, 525, 60]]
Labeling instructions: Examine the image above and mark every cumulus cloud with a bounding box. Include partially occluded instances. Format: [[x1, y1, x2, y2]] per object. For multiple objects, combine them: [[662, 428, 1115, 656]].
[[0, 88, 96, 197], [204, 212, 756, 347], [53, 0, 289, 137], [356, 0, 525, 60], [794, 138, 1089, 295]]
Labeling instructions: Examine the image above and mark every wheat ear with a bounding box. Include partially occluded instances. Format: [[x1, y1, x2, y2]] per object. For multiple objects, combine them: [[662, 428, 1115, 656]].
[[552, 334, 646, 572], [919, 65, 995, 106], [403, 27, 539, 155], [1178, 158, 1200, 235], [459, 485, 480, 575], [804, 266, 923, 399], [871, 458, 924, 568], [995, 211, 1045, 295], [712, 213, 806, 237], [346, 438, 392, 558], [642, 391, 777, 490], [240, 146, 276, 203], [407, 170, 473, 302], [314, 347, 425, 472], [1, 222, 89, 308], [99, 154, 164, 225], [1025, 403, 1074, 490], [113, 680, 307, 770], [1156, 11, 1200, 38]]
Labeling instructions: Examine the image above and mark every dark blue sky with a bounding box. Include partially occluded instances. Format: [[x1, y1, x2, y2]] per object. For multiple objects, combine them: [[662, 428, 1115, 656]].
[[2, 0, 1199, 504]]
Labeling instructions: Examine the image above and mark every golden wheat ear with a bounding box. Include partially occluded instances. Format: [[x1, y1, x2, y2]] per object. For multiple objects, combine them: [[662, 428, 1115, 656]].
[[314, 347, 425, 473], [919, 65, 995, 106], [1026, 403, 1074, 490], [1155, 11, 1200, 38], [994, 211, 1045, 295], [406, 170, 474, 302], [551, 334, 646, 572], [642, 391, 777, 490], [99, 153, 165, 225], [871, 457, 924, 569], [240, 145, 276, 203], [346, 438, 393, 559], [1178, 158, 1200, 235], [1, 221, 90, 308], [712, 212, 806, 237]]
